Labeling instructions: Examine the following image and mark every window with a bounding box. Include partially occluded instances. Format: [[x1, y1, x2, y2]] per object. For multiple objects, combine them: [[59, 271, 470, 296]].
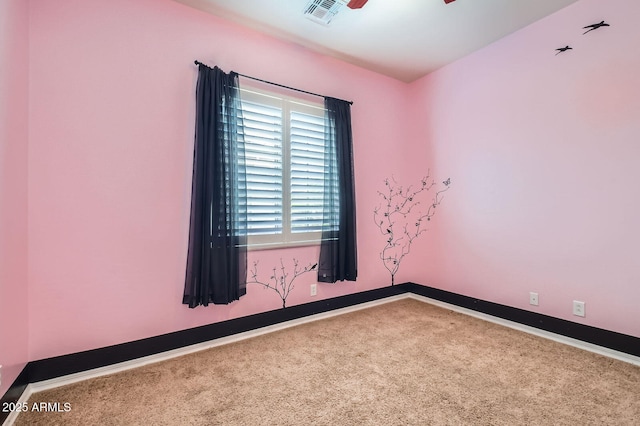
[[239, 88, 330, 249]]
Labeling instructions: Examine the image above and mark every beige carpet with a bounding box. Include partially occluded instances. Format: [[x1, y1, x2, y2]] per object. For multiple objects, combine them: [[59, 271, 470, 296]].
[[14, 298, 640, 425]]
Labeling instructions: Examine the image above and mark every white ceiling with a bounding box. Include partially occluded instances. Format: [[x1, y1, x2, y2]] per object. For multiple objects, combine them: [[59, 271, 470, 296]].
[[174, 0, 580, 82]]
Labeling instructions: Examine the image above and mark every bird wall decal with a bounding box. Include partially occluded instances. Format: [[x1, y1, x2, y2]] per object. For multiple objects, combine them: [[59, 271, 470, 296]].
[[583, 21, 610, 34], [555, 45, 573, 55]]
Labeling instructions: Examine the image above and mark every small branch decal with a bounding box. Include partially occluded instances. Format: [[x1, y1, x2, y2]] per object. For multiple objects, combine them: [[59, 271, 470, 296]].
[[247, 259, 317, 308]]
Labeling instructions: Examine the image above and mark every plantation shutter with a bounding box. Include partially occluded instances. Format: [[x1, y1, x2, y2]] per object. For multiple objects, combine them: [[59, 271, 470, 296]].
[[290, 110, 325, 233], [239, 88, 331, 246], [241, 99, 283, 235]]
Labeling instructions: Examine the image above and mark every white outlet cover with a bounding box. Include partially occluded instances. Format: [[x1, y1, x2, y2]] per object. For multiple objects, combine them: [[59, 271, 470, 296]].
[[529, 292, 539, 306], [573, 300, 586, 317]]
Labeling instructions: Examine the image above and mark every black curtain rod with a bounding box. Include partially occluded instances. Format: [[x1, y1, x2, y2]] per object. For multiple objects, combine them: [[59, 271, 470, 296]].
[[194, 60, 353, 105]]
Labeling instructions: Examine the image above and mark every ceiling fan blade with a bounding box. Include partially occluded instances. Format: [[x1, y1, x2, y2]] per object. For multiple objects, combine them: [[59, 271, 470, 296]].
[[444, 0, 456, 4], [347, 0, 368, 9]]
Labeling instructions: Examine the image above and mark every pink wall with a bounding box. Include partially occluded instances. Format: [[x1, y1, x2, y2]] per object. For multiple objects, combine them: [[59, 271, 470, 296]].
[[27, 0, 412, 361], [408, 0, 640, 337], [0, 0, 30, 396]]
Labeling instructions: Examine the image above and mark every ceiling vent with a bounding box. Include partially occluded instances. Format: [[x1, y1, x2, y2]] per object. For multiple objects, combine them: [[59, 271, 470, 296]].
[[303, 0, 348, 26]]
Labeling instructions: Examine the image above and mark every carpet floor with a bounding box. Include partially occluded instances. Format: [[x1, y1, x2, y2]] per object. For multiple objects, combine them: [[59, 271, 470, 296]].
[[14, 298, 640, 425]]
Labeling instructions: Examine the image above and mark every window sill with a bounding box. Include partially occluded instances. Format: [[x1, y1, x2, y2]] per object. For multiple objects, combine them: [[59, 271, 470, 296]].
[[245, 239, 321, 251]]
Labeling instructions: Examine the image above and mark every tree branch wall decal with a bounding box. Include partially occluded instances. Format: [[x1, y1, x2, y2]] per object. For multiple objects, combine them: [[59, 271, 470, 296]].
[[373, 172, 450, 286], [247, 259, 317, 308]]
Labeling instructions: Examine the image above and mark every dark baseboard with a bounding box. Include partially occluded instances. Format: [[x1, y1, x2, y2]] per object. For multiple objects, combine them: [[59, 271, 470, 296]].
[[2, 282, 638, 424], [1, 284, 406, 423], [403, 283, 640, 357], [0, 368, 29, 424], [26, 285, 406, 384]]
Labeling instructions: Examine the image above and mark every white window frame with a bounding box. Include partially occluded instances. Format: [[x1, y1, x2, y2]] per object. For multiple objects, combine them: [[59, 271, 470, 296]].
[[240, 86, 326, 250]]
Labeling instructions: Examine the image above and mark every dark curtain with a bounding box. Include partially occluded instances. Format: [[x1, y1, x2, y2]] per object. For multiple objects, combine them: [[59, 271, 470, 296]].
[[318, 97, 357, 283], [183, 64, 247, 307]]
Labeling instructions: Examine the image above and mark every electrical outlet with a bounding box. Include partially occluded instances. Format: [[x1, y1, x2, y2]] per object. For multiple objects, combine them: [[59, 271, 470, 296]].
[[0, 364, 3, 387], [573, 300, 586, 317], [529, 292, 539, 306], [310, 284, 317, 296]]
